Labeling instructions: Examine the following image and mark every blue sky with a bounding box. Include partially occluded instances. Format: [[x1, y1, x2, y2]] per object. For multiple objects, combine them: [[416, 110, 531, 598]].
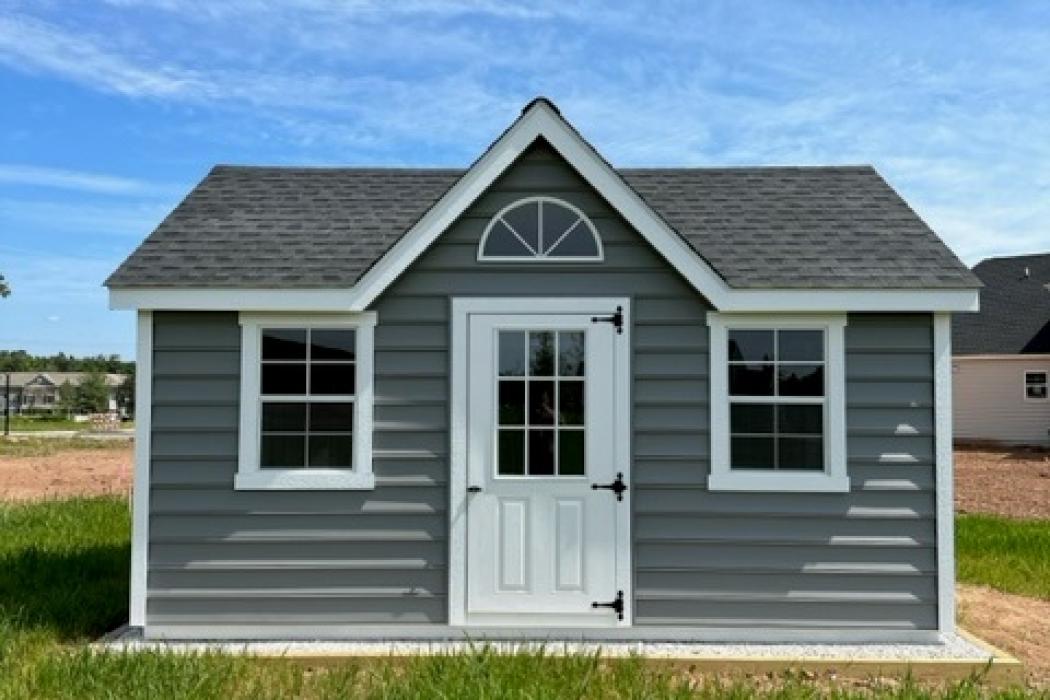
[[1, 1, 1048, 358]]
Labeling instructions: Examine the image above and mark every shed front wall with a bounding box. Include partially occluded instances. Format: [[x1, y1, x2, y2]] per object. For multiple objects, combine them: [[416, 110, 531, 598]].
[[145, 144, 940, 635], [953, 357, 1050, 445]]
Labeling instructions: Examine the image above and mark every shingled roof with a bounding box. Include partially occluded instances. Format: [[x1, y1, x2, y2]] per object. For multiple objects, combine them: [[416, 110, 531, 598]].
[[953, 253, 1050, 354], [105, 160, 977, 291]]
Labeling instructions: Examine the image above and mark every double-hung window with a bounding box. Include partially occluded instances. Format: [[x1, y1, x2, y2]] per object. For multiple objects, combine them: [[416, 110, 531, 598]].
[[236, 313, 375, 490], [1024, 371, 1048, 400], [708, 314, 848, 492]]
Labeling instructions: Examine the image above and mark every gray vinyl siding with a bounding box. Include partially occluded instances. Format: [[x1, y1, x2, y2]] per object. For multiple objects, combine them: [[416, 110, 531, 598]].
[[146, 143, 939, 633], [632, 314, 937, 630]]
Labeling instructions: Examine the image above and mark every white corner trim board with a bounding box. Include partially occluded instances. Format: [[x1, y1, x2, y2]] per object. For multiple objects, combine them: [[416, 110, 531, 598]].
[[106, 101, 980, 315], [129, 310, 152, 628], [707, 313, 849, 493], [234, 312, 376, 491], [933, 313, 955, 636]]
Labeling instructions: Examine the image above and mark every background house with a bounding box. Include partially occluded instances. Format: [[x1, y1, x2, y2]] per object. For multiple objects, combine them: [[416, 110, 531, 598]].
[[953, 253, 1050, 445], [1, 371, 127, 415]]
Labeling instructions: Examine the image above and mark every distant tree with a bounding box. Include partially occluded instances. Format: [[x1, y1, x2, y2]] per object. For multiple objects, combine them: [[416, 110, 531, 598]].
[[74, 372, 110, 414], [0, 351, 132, 374], [57, 380, 78, 417], [0, 274, 9, 298], [115, 370, 135, 418]]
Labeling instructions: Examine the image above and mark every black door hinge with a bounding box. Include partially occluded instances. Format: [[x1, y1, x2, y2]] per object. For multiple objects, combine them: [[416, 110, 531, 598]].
[[591, 305, 624, 334], [591, 472, 628, 501], [591, 590, 624, 621]]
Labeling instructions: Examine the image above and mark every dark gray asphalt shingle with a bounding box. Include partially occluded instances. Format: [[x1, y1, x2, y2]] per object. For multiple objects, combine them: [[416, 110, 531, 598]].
[[953, 254, 1050, 354], [105, 163, 978, 290]]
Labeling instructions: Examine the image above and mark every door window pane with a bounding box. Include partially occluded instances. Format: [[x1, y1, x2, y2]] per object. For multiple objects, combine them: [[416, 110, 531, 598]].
[[528, 430, 555, 475], [498, 430, 525, 475], [558, 381, 584, 425], [528, 381, 556, 425], [558, 332, 585, 376], [529, 332, 555, 376], [498, 381, 525, 425], [498, 331, 526, 376], [558, 431, 585, 475]]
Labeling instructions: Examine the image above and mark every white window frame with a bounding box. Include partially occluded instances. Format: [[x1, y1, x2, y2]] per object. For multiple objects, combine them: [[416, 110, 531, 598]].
[[1023, 369, 1048, 401], [708, 313, 848, 493], [235, 312, 376, 490], [477, 196, 604, 262]]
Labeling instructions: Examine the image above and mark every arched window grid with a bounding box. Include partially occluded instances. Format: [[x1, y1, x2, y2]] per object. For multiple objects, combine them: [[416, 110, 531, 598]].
[[477, 196, 604, 262]]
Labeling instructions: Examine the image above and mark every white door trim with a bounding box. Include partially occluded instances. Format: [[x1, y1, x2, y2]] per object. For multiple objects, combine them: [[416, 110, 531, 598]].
[[449, 297, 632, 627]]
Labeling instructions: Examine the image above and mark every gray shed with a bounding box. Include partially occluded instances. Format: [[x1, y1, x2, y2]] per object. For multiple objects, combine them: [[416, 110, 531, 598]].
[[107, 98, 980, 642]]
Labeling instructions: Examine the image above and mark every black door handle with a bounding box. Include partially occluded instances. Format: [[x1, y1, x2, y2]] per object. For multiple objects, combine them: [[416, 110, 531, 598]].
[[467, 485, 483, 493]]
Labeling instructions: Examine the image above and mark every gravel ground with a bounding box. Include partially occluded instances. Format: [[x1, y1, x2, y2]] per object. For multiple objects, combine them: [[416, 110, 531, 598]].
[[955, 446, 1050, 519], [101, 629, 992, 661]]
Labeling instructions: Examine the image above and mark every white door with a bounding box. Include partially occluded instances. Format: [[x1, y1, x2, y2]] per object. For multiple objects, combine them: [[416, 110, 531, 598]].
[[464, 309, 629, 626]]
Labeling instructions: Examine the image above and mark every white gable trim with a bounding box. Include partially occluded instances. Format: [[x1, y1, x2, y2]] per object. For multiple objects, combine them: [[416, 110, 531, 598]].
[[107, 100, 981, 314], [343, 100, 725, 310]]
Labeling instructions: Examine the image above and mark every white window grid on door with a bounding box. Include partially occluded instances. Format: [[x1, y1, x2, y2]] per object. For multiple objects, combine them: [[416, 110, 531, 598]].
[[494, 329, 586, 478]]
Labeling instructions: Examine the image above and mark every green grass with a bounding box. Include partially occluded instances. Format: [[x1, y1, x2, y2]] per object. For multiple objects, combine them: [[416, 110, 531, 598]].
[[956, 514, 1050, 600], [4, 416, 81, 432], [0, 497, 1042, 698], [0, 437, 132, 458]]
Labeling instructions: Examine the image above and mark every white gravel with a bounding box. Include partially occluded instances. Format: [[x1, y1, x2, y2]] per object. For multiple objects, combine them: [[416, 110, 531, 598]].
[[99, 629, 993, 661]]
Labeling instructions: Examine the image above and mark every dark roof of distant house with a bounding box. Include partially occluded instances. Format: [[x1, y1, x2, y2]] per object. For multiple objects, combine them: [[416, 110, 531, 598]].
[[953, 253, 1050, 355], [106, 154, 978, 291]]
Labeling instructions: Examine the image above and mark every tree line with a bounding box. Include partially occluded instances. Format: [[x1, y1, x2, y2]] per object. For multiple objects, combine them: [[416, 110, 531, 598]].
[[0, 350, 133, 374]]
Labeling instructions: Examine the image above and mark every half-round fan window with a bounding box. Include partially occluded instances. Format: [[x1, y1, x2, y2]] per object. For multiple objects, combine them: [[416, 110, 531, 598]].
[[478, 197, 603, 261]]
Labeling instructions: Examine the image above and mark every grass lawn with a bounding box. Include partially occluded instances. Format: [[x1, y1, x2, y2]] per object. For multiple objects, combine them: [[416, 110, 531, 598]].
[[956, 514, 1050, 600], [4, 415, 81, 432], [0, 497, 1041, 699]]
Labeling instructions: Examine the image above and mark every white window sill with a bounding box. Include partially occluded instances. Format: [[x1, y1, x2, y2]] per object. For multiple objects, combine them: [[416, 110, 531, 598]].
[[708, 471, 849, 493], [234, 469, 376, 491]]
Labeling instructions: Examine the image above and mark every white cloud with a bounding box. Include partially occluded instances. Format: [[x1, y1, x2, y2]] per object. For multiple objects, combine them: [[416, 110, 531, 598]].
[[0, 164, 178, 196]]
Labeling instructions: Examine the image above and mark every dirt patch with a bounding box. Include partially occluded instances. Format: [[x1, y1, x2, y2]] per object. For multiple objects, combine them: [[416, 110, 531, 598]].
[[958, 583, 1050, 688], [955, 447, 1050, 519], [0, 442, 133, 501]]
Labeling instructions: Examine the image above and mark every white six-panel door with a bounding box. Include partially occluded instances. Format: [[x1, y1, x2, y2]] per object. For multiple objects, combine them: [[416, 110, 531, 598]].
[[460, 306, 629, 626]]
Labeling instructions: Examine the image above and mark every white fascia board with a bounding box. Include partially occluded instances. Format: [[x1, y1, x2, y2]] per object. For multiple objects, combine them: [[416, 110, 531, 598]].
[[109, 288, 359, 311], [953, 353, 1050, 361], [719, 288, 979, 313]]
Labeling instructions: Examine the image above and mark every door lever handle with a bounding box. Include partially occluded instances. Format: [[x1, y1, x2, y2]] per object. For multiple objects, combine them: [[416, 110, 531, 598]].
[[467, 485, 483, 493]]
